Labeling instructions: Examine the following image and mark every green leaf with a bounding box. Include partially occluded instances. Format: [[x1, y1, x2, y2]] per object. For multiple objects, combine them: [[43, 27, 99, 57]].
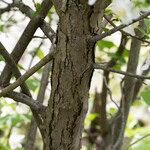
[[86, 113, 99, 121], [32, 3, 42, 16], [123, 48, 129, 57], [141, 90, 150, 105], [97, 40, 115, 49], [0, 116, 10, 126], [0, 55, 4, 61], [35, 3, 41, 12], [138, 27, 146, 35], [0, 114, 30, 127], [144, 19, 150, 29], [109, 107, 117, 114], [30, 48, 44, 59], [108, 52, 126, 65], [26, 79, 39, 92], [113, 64, 121, 70], [32, 11, 38, 17], [37, 49, 44, 59], [11, 114, 30, 126], [0, 25, 4, 32]]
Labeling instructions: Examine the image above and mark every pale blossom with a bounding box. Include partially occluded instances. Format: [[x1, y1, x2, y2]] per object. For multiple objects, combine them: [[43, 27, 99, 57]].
[[16, 103, 29, 114], [141, 52, 150, 71], [88, 0, 97, 6], [9, 134, 24, 149], [123, 23, 139, 36], [110, 0, 140, 35], [1, 106, 15, 116], [110, 0, 139, 24]]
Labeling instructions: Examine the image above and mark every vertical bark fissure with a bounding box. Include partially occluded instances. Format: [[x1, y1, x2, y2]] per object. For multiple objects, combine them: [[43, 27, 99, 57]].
[[44, 1, 94, 149]]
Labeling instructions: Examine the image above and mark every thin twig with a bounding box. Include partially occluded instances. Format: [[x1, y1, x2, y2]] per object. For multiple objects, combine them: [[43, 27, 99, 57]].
[[25, 48, 52, 150], [94, 64, 150, 80], [104, 15, 150, 45], [0, 0, 53, 87], [28, 40, 44, 69], [33, 36, 47, 39], [111, 80, 125, 150], [5, 91, 45, 112], [0, 49, 56, 97], [127, 133, 150, 150], [92, 11, 150, 42], [14, 0, 56, 42], [103, 77, 119, 109], [0, 42, 31, 96], [1, 0, 10, 5]]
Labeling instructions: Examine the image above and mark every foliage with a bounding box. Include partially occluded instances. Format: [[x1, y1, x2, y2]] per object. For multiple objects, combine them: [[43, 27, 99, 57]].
[[0, 0, 150, 149]]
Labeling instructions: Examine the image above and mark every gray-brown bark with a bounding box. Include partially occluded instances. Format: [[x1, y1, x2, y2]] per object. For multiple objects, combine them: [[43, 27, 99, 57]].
[[42, 1, 95, 149], [1, 0, 150, 149]]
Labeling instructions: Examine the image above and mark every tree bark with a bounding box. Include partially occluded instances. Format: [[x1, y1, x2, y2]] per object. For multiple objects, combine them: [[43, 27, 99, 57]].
[[43, 2, 94, 150]]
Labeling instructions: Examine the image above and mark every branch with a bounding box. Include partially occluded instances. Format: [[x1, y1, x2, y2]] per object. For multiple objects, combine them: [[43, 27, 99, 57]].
[[0, 4, 13, 15], [104, 15, 150, 45], [103, 76, 119, 109], [0, 0, 53, 87], [112, 21, 145, 150], [25, 55, 52, 150], [0, 42, 31, 96], [0, 42, 47, 129], [1, 0, 10, 5], [133, 60, 150, 101], [95, 34, 127, 143], [127, 133, 150, 150], [28, 39, 44, 69], [94, 63, 150, 80], [5, 91, 44, 112], [14, 0, 56, 42], [92, 11, 150, 42], [0, 49, 56, 97]]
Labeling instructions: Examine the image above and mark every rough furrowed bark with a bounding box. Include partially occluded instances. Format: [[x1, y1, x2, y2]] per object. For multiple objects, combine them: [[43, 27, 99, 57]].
[[43, 1, 95, 150]]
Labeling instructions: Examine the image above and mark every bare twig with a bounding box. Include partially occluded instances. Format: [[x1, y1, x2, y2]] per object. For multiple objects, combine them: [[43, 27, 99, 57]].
[[33, 36, 47, 39], [0, 0, 53, 87], [112, 20, 145, 150], [111, 80, 125, 150], [0, 49, 56, 97], [5, 91, 45, 112], [127, 133, 150, 150], [1, 0, 10, 5], [103, 77, 119, 109], [92, 11, 150, 42], [25, 54, 52, 150], [14, 0, 56, 42], [104, 15, 150, 45], [0, 3, 13, 15], [28, 39, 44, 69], [0, 42, 31, 96], [94, 64, 150, 80]]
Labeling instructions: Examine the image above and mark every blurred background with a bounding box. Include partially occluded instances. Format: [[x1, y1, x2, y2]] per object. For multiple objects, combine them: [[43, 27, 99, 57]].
[[1, 0, 150, 150]]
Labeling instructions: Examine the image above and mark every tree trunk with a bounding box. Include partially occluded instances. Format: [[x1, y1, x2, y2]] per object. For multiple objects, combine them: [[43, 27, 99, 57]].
[[43, 2, 94, 150]]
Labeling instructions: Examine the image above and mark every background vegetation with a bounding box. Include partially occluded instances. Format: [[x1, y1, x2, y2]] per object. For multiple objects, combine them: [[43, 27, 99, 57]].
[[1, 0, 150, 149]]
